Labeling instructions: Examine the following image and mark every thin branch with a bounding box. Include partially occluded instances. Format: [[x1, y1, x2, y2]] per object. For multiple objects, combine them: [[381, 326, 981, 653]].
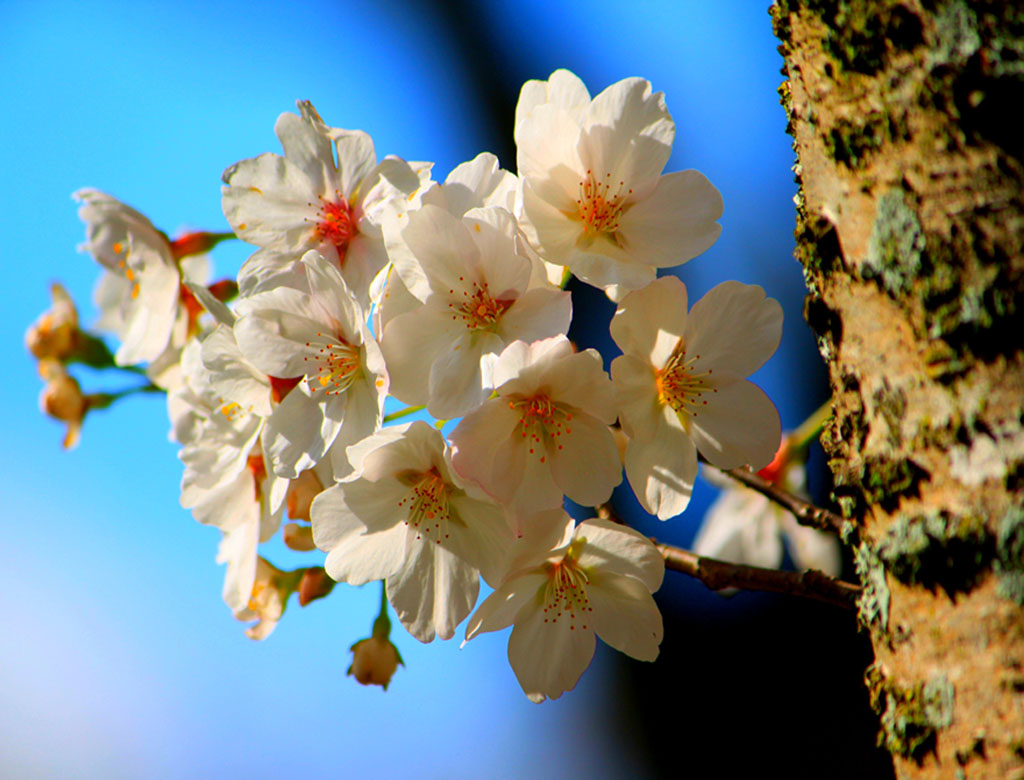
[[655, 542, 861, 610], [594, 504, 860, 610], [700, 455, 847, 533]]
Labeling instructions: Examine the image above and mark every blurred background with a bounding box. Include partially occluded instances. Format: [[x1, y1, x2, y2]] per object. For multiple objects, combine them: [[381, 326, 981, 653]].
[[1, 0, 893, 777]]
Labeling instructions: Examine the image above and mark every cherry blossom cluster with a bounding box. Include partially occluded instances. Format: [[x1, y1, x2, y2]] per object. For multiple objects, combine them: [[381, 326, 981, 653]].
[[40, 70, 795, 702]]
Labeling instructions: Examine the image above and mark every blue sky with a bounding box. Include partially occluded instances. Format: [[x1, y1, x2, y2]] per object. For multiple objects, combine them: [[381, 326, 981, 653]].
[[0, 1, 820, 777]]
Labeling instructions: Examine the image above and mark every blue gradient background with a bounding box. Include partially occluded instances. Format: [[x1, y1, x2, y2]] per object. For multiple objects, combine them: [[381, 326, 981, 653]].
[[0, 1, 838, 777]]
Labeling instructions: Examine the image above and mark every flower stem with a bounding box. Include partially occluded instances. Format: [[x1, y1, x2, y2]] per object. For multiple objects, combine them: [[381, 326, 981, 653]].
[[372, 580, 391, 638], [789, 399, 832, 453], [382, 404, 427, 424], [86, 382, 164, 409]]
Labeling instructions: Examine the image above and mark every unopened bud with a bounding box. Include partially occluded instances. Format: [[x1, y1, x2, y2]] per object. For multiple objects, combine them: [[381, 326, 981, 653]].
[[348, 635, 403, 691], [298, 566, 335, 606], [286, 469, 325, 521], [26, 283, 80, 361], [283, 522, 317, 552], [38, 360, 87, 449], [169, 231, 231, 261]]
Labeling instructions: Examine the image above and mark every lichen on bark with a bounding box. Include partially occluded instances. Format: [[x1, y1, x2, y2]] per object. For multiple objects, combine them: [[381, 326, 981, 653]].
[[772, 1, 1024, 776]]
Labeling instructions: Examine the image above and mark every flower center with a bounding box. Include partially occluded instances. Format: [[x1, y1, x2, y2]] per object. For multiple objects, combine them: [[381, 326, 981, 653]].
[[448, 278, 514, 331], [398, 468, 451, 544], [542, 543, 592, 630], [312, 194, 356, 260], [655, 341, 716, 429], [576, 170, 632, 237], [303, 333, 361, 396], [509, 394, 574, 463]]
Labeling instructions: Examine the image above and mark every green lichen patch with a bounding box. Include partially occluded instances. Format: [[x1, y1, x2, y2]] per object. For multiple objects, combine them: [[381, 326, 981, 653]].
[[995, 504, 1024, 604], [867, 666, 956, 763], [863, 455, 929, 511], [872, 382, 907, 449], [877, 510, 994, 597], [928, 0, 981, 69], [825, 112, 910, 170], [864, 189, 927, 298], [855, 542, 890, 632]]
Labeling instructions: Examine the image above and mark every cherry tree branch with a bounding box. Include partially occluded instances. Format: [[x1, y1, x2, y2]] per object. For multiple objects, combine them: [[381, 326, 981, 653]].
[[699, 455, 847, 533], [594, 504, 860, 610], [655, 542, 860, 610]]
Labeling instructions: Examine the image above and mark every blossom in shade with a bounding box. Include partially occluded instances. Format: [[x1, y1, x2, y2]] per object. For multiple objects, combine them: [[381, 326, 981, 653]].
[[693, 445, 841, 577], [449, 336, 621, 524], [310, 421, 511, 643], [464, 510, 664, 703], [610, 276, 783, 520], [514, 70, 723, 299]]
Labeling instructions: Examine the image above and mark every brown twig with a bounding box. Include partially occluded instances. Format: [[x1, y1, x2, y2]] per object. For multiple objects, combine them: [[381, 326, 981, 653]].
[[700, 456, 847, 533], [655, 542, 861, 610], [595, 504, 860, 610]]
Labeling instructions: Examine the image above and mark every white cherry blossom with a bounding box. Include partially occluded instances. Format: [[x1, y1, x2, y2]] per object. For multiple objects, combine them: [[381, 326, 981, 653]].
[[310, 421, 511, 643], [222, 101, 426, 306], [515, 70, 723, 299], [611, 276, 782, 520], [380, 205, 571, 419], [450, 336, 621, 524], [464, 511, 664, 703], [694, 452, 841, 576], [76, 189, 189, 366], [233, 250, 387, 479]]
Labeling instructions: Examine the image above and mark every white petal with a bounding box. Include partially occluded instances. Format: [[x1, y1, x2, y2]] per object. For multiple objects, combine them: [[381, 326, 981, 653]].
[[617, 170, 723, 267], [684, 281, 783, 378], [388, 540, 479, 643], [548, 413, 622, 507], [587, 572, 663, 662], [275, 108, 336, 196], [575, 518, 665, 593], [263, 385, 341, 478], [782, 514, 842, 576], [609, 276, 687, 362], [464, 572, 547, 640], [689, 379, 781, 471], [624, 410, 698, 520], [508, 599, 596, 703]]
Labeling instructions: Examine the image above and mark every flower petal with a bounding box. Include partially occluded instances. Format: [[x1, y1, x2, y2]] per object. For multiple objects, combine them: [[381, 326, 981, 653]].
[[689, 379, 781, 471], [685, 281, 783, 378]]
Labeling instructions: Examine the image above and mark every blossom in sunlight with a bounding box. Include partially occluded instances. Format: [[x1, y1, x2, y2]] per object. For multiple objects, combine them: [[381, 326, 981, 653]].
[[76, 189, 209, 370], [222, 100, 427, 305], [233, 250, 388, 479], [693, 444, 841, 576], [234, 557, 301, 640], [450, 336, 621, 525], [464, 510, 664, 703], [169, 336, 286, 614], [610, 277, 783, 520], [310, 421, 511, 643], [380, 205, 571, 419], [515, 69, 723, 299]]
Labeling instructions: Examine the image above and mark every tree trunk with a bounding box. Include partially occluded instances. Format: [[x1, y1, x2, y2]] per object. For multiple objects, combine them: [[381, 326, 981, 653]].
[[772, 1, 1024, 777]]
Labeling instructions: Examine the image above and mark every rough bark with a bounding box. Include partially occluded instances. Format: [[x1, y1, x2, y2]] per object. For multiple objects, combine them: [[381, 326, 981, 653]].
[[772, 1, 1024, 777]]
